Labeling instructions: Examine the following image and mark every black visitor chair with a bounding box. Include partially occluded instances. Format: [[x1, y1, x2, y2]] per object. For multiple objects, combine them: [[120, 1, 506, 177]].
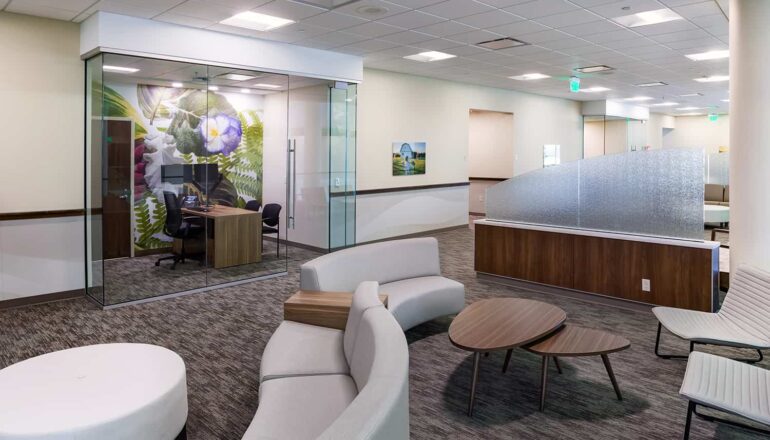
[[261, 203, 282, 258], [155, 191, 203, 270]]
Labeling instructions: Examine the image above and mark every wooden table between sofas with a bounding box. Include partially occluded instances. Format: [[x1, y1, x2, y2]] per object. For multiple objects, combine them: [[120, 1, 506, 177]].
[[284, 290, 388, 330], [179, 205, 261, 269]]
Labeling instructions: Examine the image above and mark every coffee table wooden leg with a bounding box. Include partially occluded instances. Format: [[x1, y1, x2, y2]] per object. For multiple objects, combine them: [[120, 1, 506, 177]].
[[502, 349, 512, 373], [539, 356, 549, 411], [601, 354, 622, 401], [468, 352, 481, 416], [553, 356, 562, 374]]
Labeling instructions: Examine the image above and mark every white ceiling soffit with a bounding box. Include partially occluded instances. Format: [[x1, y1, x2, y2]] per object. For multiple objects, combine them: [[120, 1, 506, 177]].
[[80, 12, 363, 83], [2, 0, 730, 114]]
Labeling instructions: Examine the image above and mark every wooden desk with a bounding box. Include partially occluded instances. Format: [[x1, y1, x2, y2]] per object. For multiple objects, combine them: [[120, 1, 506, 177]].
[[284, 290, 388, 330], [179, 205, 261, 269]]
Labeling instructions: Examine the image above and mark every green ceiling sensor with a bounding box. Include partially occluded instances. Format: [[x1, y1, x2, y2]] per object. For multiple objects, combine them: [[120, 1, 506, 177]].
[[569, 76, 580, 93]]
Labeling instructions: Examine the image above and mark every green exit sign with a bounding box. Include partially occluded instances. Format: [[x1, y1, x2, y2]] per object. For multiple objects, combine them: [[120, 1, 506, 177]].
[[569, 77, 580, 93], [708, 113, 718, 122]]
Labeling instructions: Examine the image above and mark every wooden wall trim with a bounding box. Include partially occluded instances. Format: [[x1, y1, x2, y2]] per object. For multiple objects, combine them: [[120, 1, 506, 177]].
[[356, 182, 469, 196], [0, 289, 84, 310], [0, 209, 85, 221]]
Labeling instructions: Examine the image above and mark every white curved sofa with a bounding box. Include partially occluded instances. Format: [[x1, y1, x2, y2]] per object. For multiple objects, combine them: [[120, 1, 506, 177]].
[[243, 282, 409, 440], [300, 237, 465, 331]]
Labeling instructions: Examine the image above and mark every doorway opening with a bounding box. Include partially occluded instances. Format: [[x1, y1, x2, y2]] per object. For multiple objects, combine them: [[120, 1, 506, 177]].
[[468, 109, 514, 217]]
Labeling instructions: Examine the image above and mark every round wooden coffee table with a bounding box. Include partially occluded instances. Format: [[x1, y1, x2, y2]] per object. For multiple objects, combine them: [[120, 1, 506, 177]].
[[449, 298, 566, 416]]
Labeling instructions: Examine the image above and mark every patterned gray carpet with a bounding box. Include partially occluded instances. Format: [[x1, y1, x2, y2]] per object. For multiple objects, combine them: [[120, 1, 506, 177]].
[[0, 226, 763, 439]]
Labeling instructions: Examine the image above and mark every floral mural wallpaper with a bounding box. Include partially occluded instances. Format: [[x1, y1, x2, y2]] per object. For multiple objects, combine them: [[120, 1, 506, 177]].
[[100, 84, 264, 251]]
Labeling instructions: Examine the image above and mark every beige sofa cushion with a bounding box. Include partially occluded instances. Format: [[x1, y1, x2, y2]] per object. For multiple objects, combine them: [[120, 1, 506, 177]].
[[381, 276, 466, 331], [259, 321, 348, 382], [704, 184, 724, 203], [344, 281, 383, 361], [243, 374, 357, 440], [300, 237, 441, 292]]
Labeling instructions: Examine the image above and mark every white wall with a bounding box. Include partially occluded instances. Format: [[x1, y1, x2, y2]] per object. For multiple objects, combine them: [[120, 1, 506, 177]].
[[468, 110, 514, 178], [663, 114, 730, 154], [356, 69, 582, 240], [0, 12, 83, 212]]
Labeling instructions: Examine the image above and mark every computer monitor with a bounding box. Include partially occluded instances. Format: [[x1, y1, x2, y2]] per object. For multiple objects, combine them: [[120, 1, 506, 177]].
[[191, 163, 222, 207]]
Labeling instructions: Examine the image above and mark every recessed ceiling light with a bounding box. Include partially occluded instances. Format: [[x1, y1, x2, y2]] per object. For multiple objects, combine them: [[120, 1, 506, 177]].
[[679, 112, 706, 116], [254, 83, 281, 89], [686, 50, 729, 61], [574, 65, 614, 73], [208, 85, 219, 91], [612, 8, 683, 28], [580, 86, 611, 93], [220, 11, 294, 31], [676, 106, 704, 111], [636, 81, 668, 87], [103, 65, 139, 73], [679, 93, 703, 97], [403, 51, 456, 62], [721, 99, 730, 102], [694, 75, 729, 83], [624, 96, 653, 101], [649, 102, 679, 107], [509, 73, 550, 81], [222, 73, 257, 81], [171, 82, 183, 88], [356, 5, 388, 16], [477, 37, 528, 50], [241, 88, 251, 94]]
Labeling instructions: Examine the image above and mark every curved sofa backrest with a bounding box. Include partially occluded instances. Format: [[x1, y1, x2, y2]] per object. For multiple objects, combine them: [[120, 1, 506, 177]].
[[318, 306, 410, 440], [300, 237, 441, 292]]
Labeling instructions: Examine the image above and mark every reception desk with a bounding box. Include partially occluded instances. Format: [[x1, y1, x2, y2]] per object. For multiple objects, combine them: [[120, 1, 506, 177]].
[[474, 219, 719, 312]]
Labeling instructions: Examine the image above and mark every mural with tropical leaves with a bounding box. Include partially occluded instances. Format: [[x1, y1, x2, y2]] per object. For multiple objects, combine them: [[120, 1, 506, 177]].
[[99, 84, 263, 251]]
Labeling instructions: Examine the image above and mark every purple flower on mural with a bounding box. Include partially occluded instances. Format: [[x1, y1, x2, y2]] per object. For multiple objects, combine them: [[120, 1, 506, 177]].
[[198, 113, 242, 155]]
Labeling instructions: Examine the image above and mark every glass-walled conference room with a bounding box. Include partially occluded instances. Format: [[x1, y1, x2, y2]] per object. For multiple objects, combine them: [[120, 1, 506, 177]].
[[85, 53, 357, 307]]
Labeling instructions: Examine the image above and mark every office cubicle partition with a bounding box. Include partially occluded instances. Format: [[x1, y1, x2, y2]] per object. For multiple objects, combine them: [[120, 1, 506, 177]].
[[85, 53, 357, 306]]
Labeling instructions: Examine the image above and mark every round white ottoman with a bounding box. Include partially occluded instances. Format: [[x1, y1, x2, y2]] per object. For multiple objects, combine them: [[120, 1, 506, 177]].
[[0, 343, 188, 440]]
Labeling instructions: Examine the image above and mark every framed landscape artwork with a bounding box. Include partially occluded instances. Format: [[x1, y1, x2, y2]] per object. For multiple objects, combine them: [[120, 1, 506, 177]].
[[392, 141, 426, 176]]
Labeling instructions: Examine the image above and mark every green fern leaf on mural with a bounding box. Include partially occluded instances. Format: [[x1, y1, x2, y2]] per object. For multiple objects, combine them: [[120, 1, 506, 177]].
[[98, 85, 148, 138], [134, 193, 168, 250]]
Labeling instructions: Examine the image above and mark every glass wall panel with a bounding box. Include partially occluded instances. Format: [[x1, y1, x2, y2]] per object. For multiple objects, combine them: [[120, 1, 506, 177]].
[[706, 152, 729, 185], [85, 54, 104, 304], [86, 53, 294, 306], [329, 83, 356, 249], [486, 149, 704, 240]]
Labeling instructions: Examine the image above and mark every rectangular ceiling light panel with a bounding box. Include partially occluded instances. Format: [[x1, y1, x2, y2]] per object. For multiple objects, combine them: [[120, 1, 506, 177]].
[[404, 51, 456, 62], [574, 65, 613, 73], [612, 8, 683, 28], [686, 50, 729, 61], [220, 11, 295, 31], [509, 73, 550, 80]]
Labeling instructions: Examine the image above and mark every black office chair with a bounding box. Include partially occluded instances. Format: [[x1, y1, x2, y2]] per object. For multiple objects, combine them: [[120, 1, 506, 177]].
[[155, 191, 203, 270], [261, 203, 282, 258], [244, 200, 261, 212]]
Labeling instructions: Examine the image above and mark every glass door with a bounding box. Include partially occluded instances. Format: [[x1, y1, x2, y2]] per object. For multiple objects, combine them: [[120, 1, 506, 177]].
[[329, 84, 356, 249]]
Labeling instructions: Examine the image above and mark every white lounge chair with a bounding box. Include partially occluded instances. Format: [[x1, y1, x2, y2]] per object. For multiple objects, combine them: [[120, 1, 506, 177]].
[[652, 265, 770, 363], [680, 351, 770, 438]]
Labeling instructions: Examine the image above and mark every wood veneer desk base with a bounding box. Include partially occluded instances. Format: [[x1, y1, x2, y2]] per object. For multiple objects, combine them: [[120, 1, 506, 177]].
[[284, 290, 388, 330], [178, 205, 261, 269]]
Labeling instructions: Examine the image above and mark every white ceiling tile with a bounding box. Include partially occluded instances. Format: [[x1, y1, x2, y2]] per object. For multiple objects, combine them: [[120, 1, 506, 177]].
[[581, 28, 642, 44], [516, 29, 572, 44], [503, 0, 578, 19], [271, 22, 334, 38], [4, 2, 80, 20], [380, 30, 434, 44], [534, 9, 602, 28], [413, 38, 464, 50], [414, 20, 476, 37], [538, 37, 593, 51], [673, 1, 722, 19], [475, 0, 531, 6], [568, 0, 623, 6], [332, 0, 409, 19], [252, 0, 326, 21], [453, 9, 525, 28], [340, 38, 400, 52], [486, 20, 549, 37], [418, 0, 494, 20], [658, 0, 708, 6], [496, 43, 550, 56], [447, 45, 491, 56], [588, 0, 663, 19], [384, 0, 445, 8], [301, 11, 369, 28], [632, 20, 698, 36], [170, 0, 241, 21], [10, 0, 94, 11], [345, 21, 405, 37], [650, 29, 711, 43], [690, 13, 726, 28], [557, 19, 622, 36], [154, 12, 215, 27], [377, 10, 445, 28], [299, 30, 368, 47]]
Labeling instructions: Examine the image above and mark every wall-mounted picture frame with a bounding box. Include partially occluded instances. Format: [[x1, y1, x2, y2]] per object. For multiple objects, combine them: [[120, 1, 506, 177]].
[[392, 141, 426, 176]]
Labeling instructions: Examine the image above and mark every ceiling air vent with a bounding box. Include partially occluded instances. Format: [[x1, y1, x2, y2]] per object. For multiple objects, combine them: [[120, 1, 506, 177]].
[[476, 37, 529, 50], [574, 65, 614, 74]]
